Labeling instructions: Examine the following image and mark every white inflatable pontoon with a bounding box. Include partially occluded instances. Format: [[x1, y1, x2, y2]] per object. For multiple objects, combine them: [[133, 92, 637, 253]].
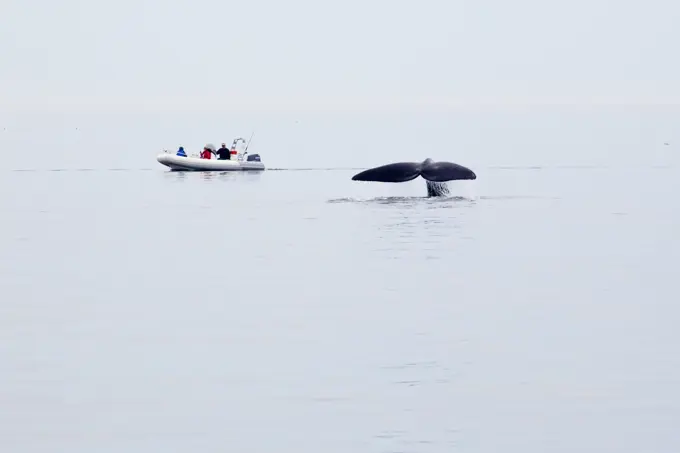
[[157, 138, 265, 172], [157, 153, 265, 171]]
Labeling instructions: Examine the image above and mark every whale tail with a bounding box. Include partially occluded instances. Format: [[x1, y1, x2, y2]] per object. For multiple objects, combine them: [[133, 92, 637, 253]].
[[351, 159, 476, 197]]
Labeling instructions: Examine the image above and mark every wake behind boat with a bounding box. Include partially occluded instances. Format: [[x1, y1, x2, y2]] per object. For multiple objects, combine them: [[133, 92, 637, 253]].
[[157, 137, 265, 172]]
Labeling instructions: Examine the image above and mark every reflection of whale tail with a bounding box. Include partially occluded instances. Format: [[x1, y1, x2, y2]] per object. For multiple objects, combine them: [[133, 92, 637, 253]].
[[351, 158, 476, 196]]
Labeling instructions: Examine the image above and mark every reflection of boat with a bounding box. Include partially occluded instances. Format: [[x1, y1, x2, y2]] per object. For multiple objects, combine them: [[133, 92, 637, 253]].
[[156, 137, 265, 171]]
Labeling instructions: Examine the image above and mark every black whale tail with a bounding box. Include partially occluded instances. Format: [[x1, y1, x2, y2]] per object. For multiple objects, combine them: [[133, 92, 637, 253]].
[[351, 159, 476, 183], [351, 158, 476, 197]]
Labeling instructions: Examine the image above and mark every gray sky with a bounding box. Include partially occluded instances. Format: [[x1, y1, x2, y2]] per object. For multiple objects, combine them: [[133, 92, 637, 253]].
[[2, 0, 679, 114]]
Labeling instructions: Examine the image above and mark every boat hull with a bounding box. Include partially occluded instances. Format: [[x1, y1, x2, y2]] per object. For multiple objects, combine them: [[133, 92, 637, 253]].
[[156, 153, 265, 171]]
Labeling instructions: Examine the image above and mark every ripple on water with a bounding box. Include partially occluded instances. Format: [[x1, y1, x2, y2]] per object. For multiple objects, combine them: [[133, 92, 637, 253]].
[[326, 195, 476, 206]]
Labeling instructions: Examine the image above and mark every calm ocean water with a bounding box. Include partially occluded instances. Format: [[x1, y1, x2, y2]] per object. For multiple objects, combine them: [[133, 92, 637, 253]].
[[1, 110, 679, 452]]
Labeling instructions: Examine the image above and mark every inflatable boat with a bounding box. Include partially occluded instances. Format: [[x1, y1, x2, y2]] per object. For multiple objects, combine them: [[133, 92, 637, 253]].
[[157, 138, 265, 172], [157, 152, 265, 171]]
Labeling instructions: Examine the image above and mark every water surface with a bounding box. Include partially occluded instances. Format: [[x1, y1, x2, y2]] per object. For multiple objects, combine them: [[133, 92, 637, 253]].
[[1, 112, 679, 452]]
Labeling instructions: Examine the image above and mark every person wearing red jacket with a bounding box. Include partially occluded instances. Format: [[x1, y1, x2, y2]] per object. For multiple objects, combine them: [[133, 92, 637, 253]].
[[200, 147, 215, 159]]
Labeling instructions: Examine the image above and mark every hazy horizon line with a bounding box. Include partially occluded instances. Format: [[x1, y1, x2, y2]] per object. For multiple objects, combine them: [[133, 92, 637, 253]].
[[2, 95, 680, 115]]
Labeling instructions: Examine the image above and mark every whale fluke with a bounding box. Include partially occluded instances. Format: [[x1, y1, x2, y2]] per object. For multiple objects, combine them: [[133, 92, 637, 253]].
[[420, 161, 476, 182], [350, 162, 422, 182], [352, 158, 476, 196]]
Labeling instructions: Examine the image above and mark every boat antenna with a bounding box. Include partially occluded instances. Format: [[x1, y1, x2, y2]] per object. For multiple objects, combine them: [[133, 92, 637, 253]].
[[244, 131, 255, 153]]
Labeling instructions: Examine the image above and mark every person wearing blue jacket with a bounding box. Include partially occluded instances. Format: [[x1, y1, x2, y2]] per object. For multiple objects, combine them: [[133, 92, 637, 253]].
[[176, 146, 187, 157]]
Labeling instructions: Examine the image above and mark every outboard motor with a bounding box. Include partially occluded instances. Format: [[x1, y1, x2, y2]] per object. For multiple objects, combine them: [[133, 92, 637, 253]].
[[246, 154, 261, 162]]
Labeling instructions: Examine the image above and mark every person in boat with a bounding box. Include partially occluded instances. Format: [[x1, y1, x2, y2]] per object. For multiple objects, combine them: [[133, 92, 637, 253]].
[[176, 146, 187, 157], [216, 143, 231, 160], [200, 146, 216, 159]]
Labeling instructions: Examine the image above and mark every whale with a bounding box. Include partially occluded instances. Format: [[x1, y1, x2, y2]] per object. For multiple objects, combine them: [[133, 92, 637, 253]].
[[351, 158, 476, 197]]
